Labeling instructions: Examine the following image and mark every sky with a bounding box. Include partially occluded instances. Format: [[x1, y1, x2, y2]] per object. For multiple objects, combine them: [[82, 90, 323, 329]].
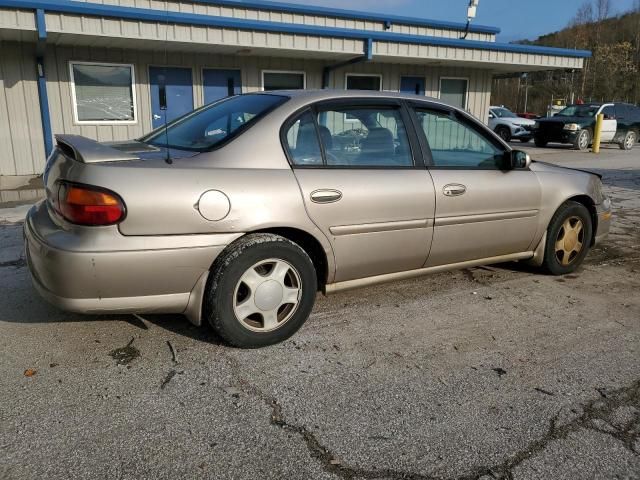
[[284, 0, 638, 42]]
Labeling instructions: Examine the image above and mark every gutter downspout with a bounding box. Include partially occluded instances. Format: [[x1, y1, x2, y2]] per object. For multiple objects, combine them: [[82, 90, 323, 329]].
[[35, 8, 53, 158], [322, 38, 373, 89]]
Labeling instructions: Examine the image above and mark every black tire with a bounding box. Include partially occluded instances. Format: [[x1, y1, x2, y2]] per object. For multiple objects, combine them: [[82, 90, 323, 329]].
[[541, 201, 593, 275], [534, 137, 548, 148], [573, 128, 591, 151], [496, 126, 511, 143], [619, 130, 636, 151], [203, 233, 317, 348]]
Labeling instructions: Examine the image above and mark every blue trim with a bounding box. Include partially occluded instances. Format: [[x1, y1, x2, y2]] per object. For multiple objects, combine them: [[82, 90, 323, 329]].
[[35, 8, 46, 40], [365, 38, 373, 61], [36, 59, 53, 157], [0, 0, 591, 58], [35, 9, 53, 157]]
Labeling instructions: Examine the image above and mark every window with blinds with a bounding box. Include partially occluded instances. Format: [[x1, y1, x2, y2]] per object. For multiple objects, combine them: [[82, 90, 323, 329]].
[[439, 78, 468, 110], [70, 62, 137, 124]]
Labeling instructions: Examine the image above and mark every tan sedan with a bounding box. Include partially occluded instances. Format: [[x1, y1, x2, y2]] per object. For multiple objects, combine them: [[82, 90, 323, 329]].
[[25, 90, 612, 347]]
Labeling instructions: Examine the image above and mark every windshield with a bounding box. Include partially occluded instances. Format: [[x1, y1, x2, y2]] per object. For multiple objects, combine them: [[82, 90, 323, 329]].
[[141, 94, 288, 151], [556, 105, 600, 118], [492, 108, 517, 118]]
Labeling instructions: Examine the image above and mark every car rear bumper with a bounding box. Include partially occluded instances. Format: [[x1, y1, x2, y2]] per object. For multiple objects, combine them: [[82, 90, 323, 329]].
[[24, 201, 241, 320]]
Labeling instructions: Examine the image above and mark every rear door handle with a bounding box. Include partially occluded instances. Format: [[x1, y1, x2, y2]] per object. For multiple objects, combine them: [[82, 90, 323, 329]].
[[310, 189, 343, 204], [443, 184, 467, 197]]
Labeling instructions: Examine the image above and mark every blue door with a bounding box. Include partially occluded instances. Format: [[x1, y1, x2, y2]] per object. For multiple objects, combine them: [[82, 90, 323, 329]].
[[203, 69, 242, 105], [400, 76, 425, 96], [149, 66, 194, 129]]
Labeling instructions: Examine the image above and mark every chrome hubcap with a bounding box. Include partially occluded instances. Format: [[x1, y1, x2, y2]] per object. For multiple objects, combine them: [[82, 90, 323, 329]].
[[555, 216, 585, 266], [233, 259, 302, 332], [626, 133, 635, 149], [579, 131, 589, 149]]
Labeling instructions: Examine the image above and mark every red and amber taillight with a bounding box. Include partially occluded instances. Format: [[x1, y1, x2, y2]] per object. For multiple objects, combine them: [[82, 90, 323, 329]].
[[57, 182, 126, 226]]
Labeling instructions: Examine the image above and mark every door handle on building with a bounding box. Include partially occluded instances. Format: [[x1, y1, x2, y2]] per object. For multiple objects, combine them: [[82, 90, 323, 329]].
[[443, 184, 467, 197], [310, 189, 343, 204], [153, 114, 162, 120]]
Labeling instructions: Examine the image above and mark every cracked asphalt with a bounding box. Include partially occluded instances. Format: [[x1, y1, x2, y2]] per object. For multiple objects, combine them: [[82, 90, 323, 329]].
[[1, 145, 639, 480]]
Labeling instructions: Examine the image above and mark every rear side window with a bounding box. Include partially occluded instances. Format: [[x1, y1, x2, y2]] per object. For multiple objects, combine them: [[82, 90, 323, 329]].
[[316, 106, 413, 167], [141, 94, 287, 151], [414, 109, 504, 169]]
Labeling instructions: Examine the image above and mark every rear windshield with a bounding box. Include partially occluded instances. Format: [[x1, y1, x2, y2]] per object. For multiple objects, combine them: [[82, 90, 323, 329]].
[[141, 94, 288, 151]]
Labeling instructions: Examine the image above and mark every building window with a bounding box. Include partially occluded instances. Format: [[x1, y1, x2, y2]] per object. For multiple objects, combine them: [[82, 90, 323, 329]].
[[69, 62, 137, 124], [262, 71, 306, 91], [345, 74, 382, 91], [439, 78, 468, 110]]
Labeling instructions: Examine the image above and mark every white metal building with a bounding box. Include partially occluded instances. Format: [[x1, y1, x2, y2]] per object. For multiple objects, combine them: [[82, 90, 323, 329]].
[[0, 0, 590, 177]]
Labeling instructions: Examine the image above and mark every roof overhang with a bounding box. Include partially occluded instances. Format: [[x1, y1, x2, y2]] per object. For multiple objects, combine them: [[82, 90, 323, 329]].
[[0, 1, 590, 73]]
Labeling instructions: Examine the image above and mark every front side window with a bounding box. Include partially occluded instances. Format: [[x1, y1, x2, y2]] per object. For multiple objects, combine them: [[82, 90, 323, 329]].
[[440, 78, 468, 110], [263, 71, 305, 91], [316, 106, 412, 167], [601, 105, 616, 118], [346, 74, 382, 91], [415, 109, 504, 169], [70, 62, 137, 123], [141, 94, 287, 151], [492, 108, 518, 119]]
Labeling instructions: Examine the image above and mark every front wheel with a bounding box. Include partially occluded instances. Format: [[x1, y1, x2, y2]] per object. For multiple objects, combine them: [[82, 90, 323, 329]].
[[496, 126, 511, 143], [619, 130, 636, 151], [573, 129, 591, 151], [204, 233, 317, 348], [541, 201, 593, 275], [534, 137, 548, 148]]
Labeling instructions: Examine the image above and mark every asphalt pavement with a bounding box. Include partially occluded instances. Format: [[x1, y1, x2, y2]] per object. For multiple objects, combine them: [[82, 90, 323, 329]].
[[0, 144, 639, 480]]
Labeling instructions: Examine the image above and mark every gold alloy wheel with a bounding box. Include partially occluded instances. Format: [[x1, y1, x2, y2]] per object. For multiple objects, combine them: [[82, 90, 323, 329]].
[[555, 216, 585, 266]]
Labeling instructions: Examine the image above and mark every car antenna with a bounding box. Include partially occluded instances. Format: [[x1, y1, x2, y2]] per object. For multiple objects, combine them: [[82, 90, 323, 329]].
[[161, 2, 172, 164]]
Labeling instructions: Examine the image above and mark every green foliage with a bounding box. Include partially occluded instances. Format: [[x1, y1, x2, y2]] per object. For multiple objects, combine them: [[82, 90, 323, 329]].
[[492, 6, 640, 115]]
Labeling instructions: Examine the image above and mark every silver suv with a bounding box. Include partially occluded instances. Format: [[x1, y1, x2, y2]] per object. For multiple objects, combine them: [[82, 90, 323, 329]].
[[488, 106, 536, 143]]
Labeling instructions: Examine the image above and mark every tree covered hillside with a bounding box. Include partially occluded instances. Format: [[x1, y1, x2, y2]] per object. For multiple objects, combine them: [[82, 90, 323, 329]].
[[492, 0, 640, 115]]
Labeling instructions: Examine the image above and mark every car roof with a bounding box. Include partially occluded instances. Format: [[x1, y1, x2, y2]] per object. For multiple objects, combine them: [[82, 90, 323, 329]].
[[263, 89, 444, 104]]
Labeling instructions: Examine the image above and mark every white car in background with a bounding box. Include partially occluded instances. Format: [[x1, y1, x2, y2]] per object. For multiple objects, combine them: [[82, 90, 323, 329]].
[[488, 106, 536, 143]]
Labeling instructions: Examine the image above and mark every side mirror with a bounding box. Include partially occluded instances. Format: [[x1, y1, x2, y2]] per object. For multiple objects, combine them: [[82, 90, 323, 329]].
[[510, 150, 531, 169], [488, 112, 495, 119]]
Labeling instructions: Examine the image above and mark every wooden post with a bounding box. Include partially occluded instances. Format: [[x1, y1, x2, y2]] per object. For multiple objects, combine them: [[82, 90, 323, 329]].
[[592, 113, 604, 154]]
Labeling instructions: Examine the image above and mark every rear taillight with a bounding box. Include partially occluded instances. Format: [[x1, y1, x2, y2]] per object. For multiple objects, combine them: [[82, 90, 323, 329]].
[[57, 182, 126, 226]]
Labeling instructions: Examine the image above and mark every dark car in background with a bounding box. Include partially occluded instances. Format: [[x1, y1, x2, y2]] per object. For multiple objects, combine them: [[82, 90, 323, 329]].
[[533, 102, 640, 151]]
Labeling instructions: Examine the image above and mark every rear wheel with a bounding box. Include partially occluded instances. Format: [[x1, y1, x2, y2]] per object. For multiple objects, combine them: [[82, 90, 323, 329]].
[[534, 137, 548, 148], [496, 126, 511, 143], [204, 233, 317, 348], [573, 129, 591, 151], [619, 130, 636, 150], [541, 201, 593, 275]]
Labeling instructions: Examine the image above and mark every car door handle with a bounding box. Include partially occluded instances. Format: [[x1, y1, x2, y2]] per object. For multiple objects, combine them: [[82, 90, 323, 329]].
[[153, 114, 162, 120], [310, 189, 343, 204], [443, 184, 467, 197]]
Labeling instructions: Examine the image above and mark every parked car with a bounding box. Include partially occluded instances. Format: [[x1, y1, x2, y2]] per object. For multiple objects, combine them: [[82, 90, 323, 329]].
[[517, 112, 541, 120], [25, 90, 612, 348], [488, 106, 536, 142], [534, 102, 640, 151]]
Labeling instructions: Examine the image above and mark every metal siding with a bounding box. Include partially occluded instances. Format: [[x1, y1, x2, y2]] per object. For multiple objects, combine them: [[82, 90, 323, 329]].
[[0, 7, 36, 30], [0, 41, 45, 175], [71, 0, 493, 40]]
